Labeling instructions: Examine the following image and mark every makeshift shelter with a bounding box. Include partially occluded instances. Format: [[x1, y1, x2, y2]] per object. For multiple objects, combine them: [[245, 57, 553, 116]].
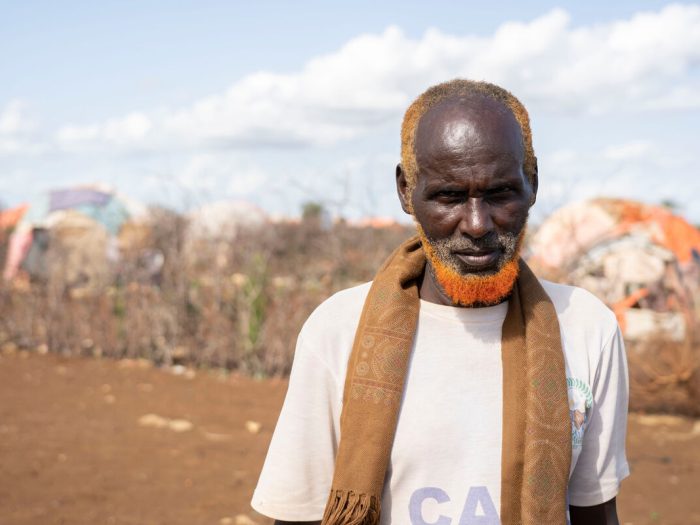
[[3, 187, 148, 287], [0, 205, 29, 283], [184, 200, 268, 269], [186, 200, 267, 240], [0, 204, 28, 232], [0, 203, 28, 254], [529, 198, 700, 342]]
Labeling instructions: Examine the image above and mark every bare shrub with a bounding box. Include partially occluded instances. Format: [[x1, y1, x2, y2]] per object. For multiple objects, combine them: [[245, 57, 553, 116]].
[[3, 208, 699, 413], [0, 209, 413, 377], [627, 335, 700, 416]]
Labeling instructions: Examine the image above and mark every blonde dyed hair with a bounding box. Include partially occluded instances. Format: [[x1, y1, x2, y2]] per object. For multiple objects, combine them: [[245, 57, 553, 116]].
[[400, 79, 536, 207]]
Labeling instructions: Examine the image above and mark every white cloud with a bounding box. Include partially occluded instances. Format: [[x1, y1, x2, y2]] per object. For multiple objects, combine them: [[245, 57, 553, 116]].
[[644, 85, 700, 110], [603, 141, 654, 161], [179, 153, 266, 195], [0, 99, 42, 155], [535, 139, 700, 222], [0, 100, 34, 135], [48, 4, 700, 153], [57, 112, 152, 151]]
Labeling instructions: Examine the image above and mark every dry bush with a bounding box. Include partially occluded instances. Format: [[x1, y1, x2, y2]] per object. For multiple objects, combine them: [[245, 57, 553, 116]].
[[3, 212, 700, 413], [0, 211, 414, 377], [627, 335, 700, 416]]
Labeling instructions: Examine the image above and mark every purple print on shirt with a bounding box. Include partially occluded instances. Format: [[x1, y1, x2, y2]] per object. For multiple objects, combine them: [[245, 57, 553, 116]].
[[409, 486, 499, 525]]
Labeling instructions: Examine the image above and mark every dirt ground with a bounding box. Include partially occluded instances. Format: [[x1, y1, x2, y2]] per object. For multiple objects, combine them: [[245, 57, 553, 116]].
[[1, 351, 699, 525]]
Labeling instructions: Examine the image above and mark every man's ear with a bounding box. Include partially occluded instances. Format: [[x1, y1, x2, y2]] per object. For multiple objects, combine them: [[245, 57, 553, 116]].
[[529, 157, 539, 206], [396, 163, 412, 215]]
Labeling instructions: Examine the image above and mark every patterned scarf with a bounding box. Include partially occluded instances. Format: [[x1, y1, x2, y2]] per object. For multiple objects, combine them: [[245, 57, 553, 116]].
[[321, 236, 571, 525]]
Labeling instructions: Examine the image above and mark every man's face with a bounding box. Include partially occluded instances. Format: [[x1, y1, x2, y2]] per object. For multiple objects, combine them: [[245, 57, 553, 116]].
[[397, 95, 537, 306]]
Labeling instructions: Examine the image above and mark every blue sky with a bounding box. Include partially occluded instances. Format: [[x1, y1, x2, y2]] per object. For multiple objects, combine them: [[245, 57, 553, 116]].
[[2, 1, 699, 222]]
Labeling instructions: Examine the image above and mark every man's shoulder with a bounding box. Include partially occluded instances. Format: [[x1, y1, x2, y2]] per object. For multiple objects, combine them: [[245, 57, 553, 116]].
[[539, 278, 619, 341], [299, 281, 372, 344]]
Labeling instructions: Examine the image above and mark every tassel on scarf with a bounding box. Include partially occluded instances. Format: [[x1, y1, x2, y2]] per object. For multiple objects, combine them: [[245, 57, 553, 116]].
[[322, 490, 381, 525]]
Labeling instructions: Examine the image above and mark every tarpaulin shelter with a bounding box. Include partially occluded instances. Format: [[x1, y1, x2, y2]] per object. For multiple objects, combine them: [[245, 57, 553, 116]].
[[0, 204, 29, 280], [2, 187, 146, 285], [529, 198, 700, 342], [0, 204, 28, 231], [20, 187, 132, 235], [184, 200, 268, 271], [186, 200, 267, 241]]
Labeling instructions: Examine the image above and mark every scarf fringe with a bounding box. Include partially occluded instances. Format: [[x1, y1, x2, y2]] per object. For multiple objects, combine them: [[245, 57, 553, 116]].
[[321, 489, 381, 525]]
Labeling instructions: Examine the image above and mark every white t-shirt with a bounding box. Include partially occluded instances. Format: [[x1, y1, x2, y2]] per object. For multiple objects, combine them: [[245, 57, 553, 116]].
[[252, 280, 630, 524]]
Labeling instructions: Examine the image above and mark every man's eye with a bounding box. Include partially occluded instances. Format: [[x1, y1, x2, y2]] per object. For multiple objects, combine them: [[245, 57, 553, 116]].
[[488, 187, 514, 199], [436, 191, 464, 201]]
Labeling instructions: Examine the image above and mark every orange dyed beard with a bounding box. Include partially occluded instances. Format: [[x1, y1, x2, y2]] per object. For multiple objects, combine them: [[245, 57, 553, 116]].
[[418, 226, 523, 307]]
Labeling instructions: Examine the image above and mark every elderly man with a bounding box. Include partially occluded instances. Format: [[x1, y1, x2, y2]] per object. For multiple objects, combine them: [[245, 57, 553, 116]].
[[252, 80, 629, 525]]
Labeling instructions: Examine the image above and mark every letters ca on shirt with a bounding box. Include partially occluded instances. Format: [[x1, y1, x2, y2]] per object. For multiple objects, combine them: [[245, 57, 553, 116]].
[[409, 486, 499, 525]]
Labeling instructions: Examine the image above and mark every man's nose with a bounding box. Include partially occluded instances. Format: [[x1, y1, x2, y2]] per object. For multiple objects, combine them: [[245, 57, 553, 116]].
[[458, 198, 494, 238]]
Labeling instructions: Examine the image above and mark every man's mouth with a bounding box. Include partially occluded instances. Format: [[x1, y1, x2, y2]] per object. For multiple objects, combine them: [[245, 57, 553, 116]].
[[453, 249, 500, 270]]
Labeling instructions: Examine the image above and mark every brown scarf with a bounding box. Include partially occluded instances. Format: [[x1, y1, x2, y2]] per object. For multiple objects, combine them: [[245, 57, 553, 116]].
[[321, 235, 571, 525]]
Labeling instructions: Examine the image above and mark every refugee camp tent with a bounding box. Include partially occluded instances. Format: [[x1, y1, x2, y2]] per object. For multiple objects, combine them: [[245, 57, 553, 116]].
[[182, 200, 268, 274], [0, 204, 29, 280], [0, 204, 28, 232], [2, 187, 148, 286], [186, 200, 267, 240], [0, 204, 28, 254], [529, 198, 700, 342]]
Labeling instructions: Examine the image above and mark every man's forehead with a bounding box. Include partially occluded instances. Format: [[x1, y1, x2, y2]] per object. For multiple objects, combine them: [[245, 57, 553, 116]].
[[415, 95, 523, 161]]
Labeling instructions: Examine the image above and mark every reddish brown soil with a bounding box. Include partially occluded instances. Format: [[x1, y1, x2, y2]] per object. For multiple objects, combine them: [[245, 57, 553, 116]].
[[1, 351, 699, 525]]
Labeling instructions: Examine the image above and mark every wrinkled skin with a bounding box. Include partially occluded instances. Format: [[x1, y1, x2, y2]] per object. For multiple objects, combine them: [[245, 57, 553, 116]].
[[396, 94, 536, 306]]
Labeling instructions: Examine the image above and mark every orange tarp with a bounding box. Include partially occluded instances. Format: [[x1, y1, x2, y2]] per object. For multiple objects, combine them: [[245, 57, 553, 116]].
[[0, 204, 28, 231], [604, 199, 700, 264]]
